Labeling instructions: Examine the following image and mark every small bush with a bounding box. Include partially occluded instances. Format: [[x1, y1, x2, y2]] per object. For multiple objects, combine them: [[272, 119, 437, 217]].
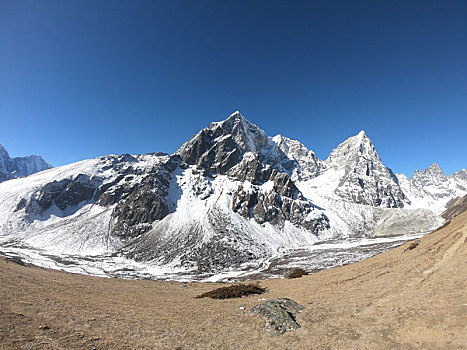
[[196, 283, 266, 299], [403, 239, 421, 253], [286, 268, 307, 279]]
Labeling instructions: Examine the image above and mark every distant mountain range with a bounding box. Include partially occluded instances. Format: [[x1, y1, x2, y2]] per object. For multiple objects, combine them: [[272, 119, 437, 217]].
[[0, 112, 465, 274], [0, 144, 51, 182]]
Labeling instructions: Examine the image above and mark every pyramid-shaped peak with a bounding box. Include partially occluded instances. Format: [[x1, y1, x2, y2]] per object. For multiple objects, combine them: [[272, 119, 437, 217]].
[[223, 110, 245, 123], [326, 129, 379, 165], [216, 111, 262, 132], [426, 162, 445, 176], [229, 110, 242, 117], [351, 130, 372, 144], [338, 130, 374, 149], [176, 111, 270, 171], [416, 162, 445, 175], [356, 130, 367, 138]]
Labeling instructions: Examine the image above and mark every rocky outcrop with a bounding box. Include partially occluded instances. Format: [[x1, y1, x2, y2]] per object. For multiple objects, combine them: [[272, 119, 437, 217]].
[[249, 298, 305, 336], [442, 195, 467, 220], [24, 174, 102, 216], [232, 182, 328, 232]]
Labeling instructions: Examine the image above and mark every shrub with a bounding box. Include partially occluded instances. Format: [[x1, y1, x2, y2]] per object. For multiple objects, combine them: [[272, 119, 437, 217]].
[[196, 283, 266, 299], [286, 268, 307, 279]]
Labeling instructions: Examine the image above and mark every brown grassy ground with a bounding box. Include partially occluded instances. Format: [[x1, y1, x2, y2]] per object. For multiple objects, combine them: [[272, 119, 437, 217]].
[[1, 212, 466, 350]]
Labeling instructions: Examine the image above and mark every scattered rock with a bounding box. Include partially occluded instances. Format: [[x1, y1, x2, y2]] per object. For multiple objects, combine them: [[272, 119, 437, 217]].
[[403, 239, 421, 253], [5, 257, 26, 266], [38, 324, 50, 330], [249, 298, 305, 336]]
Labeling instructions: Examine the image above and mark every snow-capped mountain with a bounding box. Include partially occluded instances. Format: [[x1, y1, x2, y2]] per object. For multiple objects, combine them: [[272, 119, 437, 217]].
[[396, 164, 467, 214], [0, 112, 465, 275], [0, 144, 51, 182], [293, 130, 407, 208]]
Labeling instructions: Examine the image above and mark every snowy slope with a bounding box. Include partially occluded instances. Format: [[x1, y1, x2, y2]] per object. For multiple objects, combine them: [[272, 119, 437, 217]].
[[0, 153, 171, 254]]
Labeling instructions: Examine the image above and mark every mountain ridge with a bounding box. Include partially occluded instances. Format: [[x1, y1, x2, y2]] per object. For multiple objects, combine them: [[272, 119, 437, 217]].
[[0, 143, 51, 183], [0, 111, 465, 277]]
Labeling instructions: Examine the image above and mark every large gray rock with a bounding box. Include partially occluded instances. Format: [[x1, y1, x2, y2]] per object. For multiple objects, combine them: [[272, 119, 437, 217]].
[[249, 298, 305, 336]]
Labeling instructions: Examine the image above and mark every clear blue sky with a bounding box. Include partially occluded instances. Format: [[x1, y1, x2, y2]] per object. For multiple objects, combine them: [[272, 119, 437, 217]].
[[0, 0, 466, 176]]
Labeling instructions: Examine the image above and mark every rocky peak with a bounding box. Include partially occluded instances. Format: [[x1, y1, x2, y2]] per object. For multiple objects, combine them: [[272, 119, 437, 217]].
[[271, 135, 323, 180], [0, 144, 10, 160], [272, 135, 312, 160], [412, 162, 448, 187], [175, 111, 270, 174], [326, 130, 380, 169], [322, 131, 406, 208], [210, 111, 269, 153], [450, 169, 467, 183]]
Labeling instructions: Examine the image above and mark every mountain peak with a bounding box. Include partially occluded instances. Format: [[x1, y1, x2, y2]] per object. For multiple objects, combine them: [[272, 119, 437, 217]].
[[229, 110, 241, 117], [326, 130, 377, 165], [426, 162, 446, 177], [356, 130, 367, 138], [0, 143, 9, 159], [222, 110, 244, 123], [0, 143, 51, 182], [176, 111, 269, 173]]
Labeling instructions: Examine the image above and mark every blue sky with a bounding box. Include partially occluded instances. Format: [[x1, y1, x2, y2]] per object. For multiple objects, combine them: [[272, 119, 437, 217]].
[[0, 0, 466, 176]]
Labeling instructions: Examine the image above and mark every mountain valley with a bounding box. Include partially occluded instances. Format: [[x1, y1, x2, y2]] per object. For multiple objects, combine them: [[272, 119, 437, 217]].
[[0, 112, 465, 280]]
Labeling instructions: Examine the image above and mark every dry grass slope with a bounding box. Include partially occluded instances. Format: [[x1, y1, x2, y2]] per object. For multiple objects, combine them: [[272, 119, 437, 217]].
[[1, 211, 466, 349]]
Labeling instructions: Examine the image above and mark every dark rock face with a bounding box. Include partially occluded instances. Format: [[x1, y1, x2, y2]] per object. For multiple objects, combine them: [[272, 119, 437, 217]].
[[227, 153, 275, 184], [111, 178, 171, 240], [228, 153, 329, 232], [25, 174, 102, 215], [54, 175, 99, 210], [249, 298, 305, 336], [97, 155, 181, 240], [232, 184, 329, 232], [176, 112, 270, 174]]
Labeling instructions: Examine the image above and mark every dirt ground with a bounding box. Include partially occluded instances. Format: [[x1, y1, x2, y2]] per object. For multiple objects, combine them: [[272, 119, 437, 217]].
[[1, 212, 466, 350]]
